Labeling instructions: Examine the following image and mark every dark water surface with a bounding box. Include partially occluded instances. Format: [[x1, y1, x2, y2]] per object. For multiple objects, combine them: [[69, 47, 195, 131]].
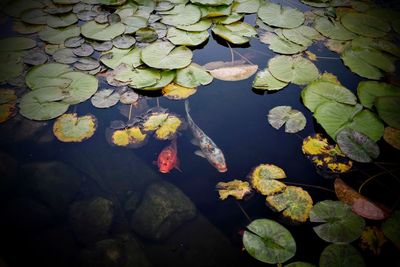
[[1, 1, 400, 267]]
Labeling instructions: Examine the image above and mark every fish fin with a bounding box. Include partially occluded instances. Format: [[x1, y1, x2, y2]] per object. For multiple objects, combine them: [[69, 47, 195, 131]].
[[184, 100, 190, 114], [175, 158, 182, 172], [194, 150, 206, 158], [175, 165, 183, 172], [190, 138, 200, 147]]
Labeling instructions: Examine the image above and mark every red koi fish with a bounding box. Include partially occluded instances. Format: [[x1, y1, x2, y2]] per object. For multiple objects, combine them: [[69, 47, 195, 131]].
[[157, 138, 181, 173]]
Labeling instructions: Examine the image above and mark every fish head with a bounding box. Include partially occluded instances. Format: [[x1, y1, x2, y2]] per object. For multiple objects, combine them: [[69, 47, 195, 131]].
[[211, 149, 227, 173], [157, 149, 175, 173], [158, 159, 172, 173]]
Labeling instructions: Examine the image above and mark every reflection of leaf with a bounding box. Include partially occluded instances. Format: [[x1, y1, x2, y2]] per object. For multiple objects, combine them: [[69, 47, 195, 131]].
[[53, 113, 97, 142], [319, 244, 365, 267], [334, 178, 386, 220], [360, 226, 387, 255], [266, 186, 313, 223], [382, 210, 400, 249], [268, 106, 306, 133], [249, 164, 286, 196], [204, 60, 257, 81], [310, 200, 365, 243], [216, 179, 252, 200], [243, 219, 296, 264]]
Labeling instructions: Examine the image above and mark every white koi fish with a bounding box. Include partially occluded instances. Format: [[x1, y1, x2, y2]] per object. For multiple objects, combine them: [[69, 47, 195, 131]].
[[184, 100, 227, 173]]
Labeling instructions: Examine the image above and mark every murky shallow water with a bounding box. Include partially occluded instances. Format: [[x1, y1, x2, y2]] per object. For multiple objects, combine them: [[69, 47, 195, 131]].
[[1, 1, 400, 267]]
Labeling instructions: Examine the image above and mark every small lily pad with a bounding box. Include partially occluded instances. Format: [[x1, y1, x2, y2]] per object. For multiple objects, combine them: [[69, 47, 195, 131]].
[[72, 43, 94, 57], [268, 106, 306, 133], [53, 113, 97, 142], [81, 21, 126, 41], [175, 63, 213, 88], [112, 35, 136, 49], [109, 126, 147, 148], [216, 180, 252, 200], [249, 164, 286, 196], [162, 83, 197, 100], [142, 111, 182, 140], [258, 2, 304, 29], [119, 90, 139, 104], [319, 244, 365, 267], [91, 89, 120, 108], [252, 68, 288, 91]]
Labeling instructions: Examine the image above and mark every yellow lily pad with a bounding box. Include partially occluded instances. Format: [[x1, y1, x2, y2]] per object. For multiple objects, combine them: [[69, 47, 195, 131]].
[[249, 164, 286, 196], [111, 127, 147, 147], [216, 179, 252, 200], [143, 111, 182, 140], [143, 112, 169, 131], [383, 127, 400, 150], [53, 113, 97, 142], [266, 186, 313, 223], [162, 83, 197, 100]]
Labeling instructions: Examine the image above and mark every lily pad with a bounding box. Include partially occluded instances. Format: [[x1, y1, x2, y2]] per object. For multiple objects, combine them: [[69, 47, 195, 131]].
[[375, 96, 400, 129], [25, 63, 72, 90], [100, 47, 142, 69], [216, 179, 252, 200], [204, 60, 258, 81], [302, 80, 357, 112], [285, 262, 316, 267], [91, 89, 120, 108], [252, 68, 288, 91], [142, 70, 176, 90], [72, 43, 94, 57], [112, 35, 136, 49], [383, 127, 400, 150], [141, 41, 192, 69], [310, 200, 365, 243], [260, 32, 307, 55], [119, 90, 139, 104], [382, 210, 400, 249], [190, 0, 233, 5], [0, 37, 36, 52], [336, 128, 380, 163], [212, 22, 255, 44], [122, 15, 148, 34], [175, 19, 212, 31], [243, 219, 296, 264], [160, 4, 201, 26], [281, 26, 321, 47], [175, 63, 213, 88], [46, 13, 78, 28], [53, 48, 79, 64], [39, 25, 81, 45], [341, 48, 386, 80], [53, 113, 97, 142], [341, 12, 390, 38], [268, 55, 319, 85], [162, 83, 197, 100], [143, 111, 182, 140], [135, 27, 159, 43], [81, 21, 126, 41], [167, 27, 209, 46], [320, 244, 365, 267], [268, 106, 306, 133], [114, 67, 161, 89], [59, 71, 99, 104], [314, 17, 357, 41], [258, 2, 304, 29], [73, 57, 100, 71], [249, 164, 286, 196], [357, 81, 400, 109], [109, 126, 147, 148], [23, 50, 48, 65]]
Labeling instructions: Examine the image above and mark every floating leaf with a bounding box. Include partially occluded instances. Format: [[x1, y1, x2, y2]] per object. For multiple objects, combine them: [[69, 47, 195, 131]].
[[190, 0, 233, 5], [72, 43, 94, 57], [167, 27, 209, 46], [314, 17, 357, 41], [302, 80, 357, 112], [59, 71, 99, 104], [310, 200, 365, 243], [199, 5, 232, 18], [25, 63, 72, 90], [282, 26, 321, 47], [257, 2, 304, 29], [114, 67, 161, 89], [100, 47, 142, 69], [233, 0, 261, 14], [81, 21, 126, 41], [382, 210, 400, 249], [357, 81, 400, 109], [383, 127, 400, 150], [375, 96, 400, 129], [0, 37, 36, 52], [110, 126, 147, 148], [336, 128, 380, 163], [46, 13, 78, 28], [260, 32, 307, 55], [142, 70, 176, 90], [91, 89, 120, 108], [135, 27, 159, 43], [360, 226, 387, 255], [268, 55, 319, 85], [53, 113, 97, 142], [175, 63, 213, 88], [285, 262, 316, 267], [73, 57, 100, 71], [212, 23, 255, 44], [39, 25, 81, 45], [141, 41, 192, 70], [341, 12, 390, 38], [53, 48, 79, 64], [23, 50, 48, 65], [268, 106, 306, 133], [112, 35, 136, 49], [119, 91, 139, 104], [160, 4, 201, 26], [334, 178, 386, 220], [252, 68, 288, 91], [162, 83, 197, 100], [243, 219, 296, 264], [143, 111, 182, 140], [319, 244, 365, 267], [266, 186, 313, 223], [204, 61, 258, 81], [175, 19, 212, 31], [216, 180, 252, 200], [249, 164, 286, 196]]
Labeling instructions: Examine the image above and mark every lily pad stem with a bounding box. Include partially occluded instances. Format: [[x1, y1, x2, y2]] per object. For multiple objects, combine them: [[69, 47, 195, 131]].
[[236, 201, 251, 222], [285, 181, 334, 193]]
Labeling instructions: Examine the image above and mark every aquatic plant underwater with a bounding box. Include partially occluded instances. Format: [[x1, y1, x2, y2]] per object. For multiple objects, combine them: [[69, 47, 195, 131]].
[[0, 0, 400, 266]]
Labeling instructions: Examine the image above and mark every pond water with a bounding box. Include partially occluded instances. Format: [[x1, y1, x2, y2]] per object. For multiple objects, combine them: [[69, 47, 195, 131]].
[[0, 0, 400, 267]]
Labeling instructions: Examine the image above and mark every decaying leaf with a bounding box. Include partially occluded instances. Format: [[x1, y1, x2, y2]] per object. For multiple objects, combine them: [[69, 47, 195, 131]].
[[53, 113, 97, 142], [249, 163, 286, 196], [266, 186, 313, 223], [305, 51, 317, 61], [204, 60, 258, 81], [142, 111, 182, 140], [0, 89, 18, 123], [110, 126, 147, 148], [360, 226, 387, 255], [162, 83, 197, 100], [216, 179, 252, 200], [383, 127, 400, 150], [267, 106, 306, 133]]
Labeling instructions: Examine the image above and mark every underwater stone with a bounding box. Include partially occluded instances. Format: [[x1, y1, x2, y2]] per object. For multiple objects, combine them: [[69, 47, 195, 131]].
[[131, 181, 196, 240], [69, 197, 114, 244], [21, 161, 83, 217]]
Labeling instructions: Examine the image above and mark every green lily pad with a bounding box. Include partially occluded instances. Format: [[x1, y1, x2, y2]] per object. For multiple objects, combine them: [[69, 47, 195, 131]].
[[310, 200, 365, 243], [135, 27, 159, 43], [341, 48, 383, 80], [91, 89, 120, 108], [59, 72, 99, 105], [268, 55, 319, 85], [204, 60, 258, 81], [25, 63, 72, 90], [199, 5, 232, 18], [314, 102, 384, 141], [341, 12, 390, 38], [282, 26, 321, 47], [258, 2, 304, 29], [21, 8, 48, 25], [46, 13, 78, 28], [212, 22, 256, 44], [53, 113, 97, 142], [39, 25, 81, 44], [140, 41, 192, 69], [0, 52, 23, 83], [314, 17, 357, 41], [357, 81, 400, 109], [53, 48, 79, 64], [167, 27, 209, 46], [285, 262, 316, 267], [260, 32, 307, 55], [268, 106, 306, 133], [252, 68, 288, 91], [81, 21, 126, 41], [382, 210, 400, 249], [175, 63, 213, 88], [0, 37, 36, 52], [190, 0, 233, 5], [143, 70, 176, 90], [302, 80, 357, 112], [336, 128, 380, 163], [351, 37, 400, 58], [100, 47, 142, 69], [233, 0, 261, 13], [122, 15, 148, 34], [213, 13, 244, 24], [375, 96, 400, 129], [249, 163, 286, 196], [175, 19, 212, 31], [160, 4, 201, 26], [243, 219, 296, 264], [319, 244, 365, 267], [266, 186, 313, 223], [114, 67, 161, 89]]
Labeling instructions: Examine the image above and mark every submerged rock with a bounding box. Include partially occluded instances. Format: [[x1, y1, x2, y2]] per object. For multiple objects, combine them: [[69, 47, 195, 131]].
[[21, 161, 83, 217], [79, 234, 151, 267], [69, 197, 114, 244], [131, 181, 196, 240]]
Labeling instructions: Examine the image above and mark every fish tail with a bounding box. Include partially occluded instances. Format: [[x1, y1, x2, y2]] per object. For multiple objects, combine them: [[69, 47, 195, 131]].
[[184, 100, 190, 115]]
